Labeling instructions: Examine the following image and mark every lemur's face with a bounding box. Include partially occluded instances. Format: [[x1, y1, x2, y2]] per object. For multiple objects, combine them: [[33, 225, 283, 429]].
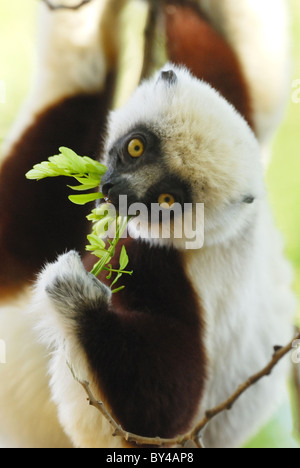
[[101, 66, 264, 248], [102, 125, 192, 210]]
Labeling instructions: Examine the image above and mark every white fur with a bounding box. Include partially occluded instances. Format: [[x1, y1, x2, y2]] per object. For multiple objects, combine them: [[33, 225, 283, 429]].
[[107, 66, 265, 249], [0, 292, 72, 448], [29, 251, 124, 448], [0, 253, 124, 448], [187, 204, 295, 447], [198, 0, 290, 150]]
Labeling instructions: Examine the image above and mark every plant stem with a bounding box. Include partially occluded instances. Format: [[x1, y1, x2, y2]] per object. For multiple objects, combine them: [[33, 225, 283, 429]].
[[103, 267, 133, 275], [90, 216, 130, 279]]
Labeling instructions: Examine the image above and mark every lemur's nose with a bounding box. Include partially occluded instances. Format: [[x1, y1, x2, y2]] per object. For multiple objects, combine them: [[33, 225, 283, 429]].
[[101, 175, 137, 211]]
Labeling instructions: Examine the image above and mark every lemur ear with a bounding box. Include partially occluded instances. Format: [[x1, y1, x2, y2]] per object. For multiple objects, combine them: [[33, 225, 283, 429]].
[[243, 195, 255, 204], [157, 70, 178, 87]]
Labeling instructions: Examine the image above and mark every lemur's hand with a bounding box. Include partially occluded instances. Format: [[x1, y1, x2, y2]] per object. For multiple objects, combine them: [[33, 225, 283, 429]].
[[41, 251, 111, 319], [30, 251, 114, 439], [32, 251, 111, 372]]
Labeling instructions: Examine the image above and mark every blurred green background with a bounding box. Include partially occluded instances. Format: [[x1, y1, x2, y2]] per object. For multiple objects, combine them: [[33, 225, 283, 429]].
[[0, 0, 299, 449]]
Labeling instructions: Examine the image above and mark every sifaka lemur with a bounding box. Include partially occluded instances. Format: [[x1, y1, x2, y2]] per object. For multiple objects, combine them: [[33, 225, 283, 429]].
[[0, 0, 295, 448]]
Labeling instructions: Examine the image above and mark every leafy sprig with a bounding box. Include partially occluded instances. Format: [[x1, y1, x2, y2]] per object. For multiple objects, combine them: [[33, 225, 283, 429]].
[[26, 147, 133, 292], [26, 146, 107, 205], [86, 205, 132, 293]]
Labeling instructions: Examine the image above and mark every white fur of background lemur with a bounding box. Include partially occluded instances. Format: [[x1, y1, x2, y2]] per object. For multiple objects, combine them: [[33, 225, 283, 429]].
[[198, 0, 290, 147]]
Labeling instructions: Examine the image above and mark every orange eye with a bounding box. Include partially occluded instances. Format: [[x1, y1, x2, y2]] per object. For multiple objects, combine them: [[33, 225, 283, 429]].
[[158, 193, 175, 208], [127, 138, 145, 158]]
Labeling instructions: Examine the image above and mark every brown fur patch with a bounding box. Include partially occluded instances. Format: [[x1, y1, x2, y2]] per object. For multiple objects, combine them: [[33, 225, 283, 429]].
[[0, 82, 114, 298], [81, 239, 206, 439], [164, 1, 254, 129]]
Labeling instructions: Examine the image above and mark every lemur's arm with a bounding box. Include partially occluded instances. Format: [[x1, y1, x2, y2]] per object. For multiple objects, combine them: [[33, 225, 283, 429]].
[[34, 246, 206, 441], [0, 1, 126, 299]]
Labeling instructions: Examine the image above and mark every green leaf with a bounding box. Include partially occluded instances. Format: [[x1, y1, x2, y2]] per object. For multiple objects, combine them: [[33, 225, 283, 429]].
[[67, 184, 100, 192], [82, 157, 107, 175], [26, 162, 61, 180], [73, 176, 101, 188], [68, 192, 104, 205], [25, 168, 47, 180], [59, 147, 78, 159], [86, 245, 97, 252], [48, 155, 71, 170], [94, 216, 115, 237], [87, 204, 116, 222], [93, 250, 109, 258], [119, 245, 129, 271], [26, 146, 132, 294], [59, 147, 87, 174], [111, 286, 125, 294], [86, 233, 106, 247]]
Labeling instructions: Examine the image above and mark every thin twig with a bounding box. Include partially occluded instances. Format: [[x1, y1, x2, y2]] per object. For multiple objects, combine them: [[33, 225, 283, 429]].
[[40, 0, 93, 11], [71, 332, 300, 448], [78, 379, 182, 447], [189, 332, 300, 442]]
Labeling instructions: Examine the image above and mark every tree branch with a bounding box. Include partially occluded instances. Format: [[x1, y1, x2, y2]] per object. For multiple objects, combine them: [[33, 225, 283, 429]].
[[40, 0, 94, 11], [189, 332, 300, 442], [71, 331, 300, 448], [77, 379, 181, 447]]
